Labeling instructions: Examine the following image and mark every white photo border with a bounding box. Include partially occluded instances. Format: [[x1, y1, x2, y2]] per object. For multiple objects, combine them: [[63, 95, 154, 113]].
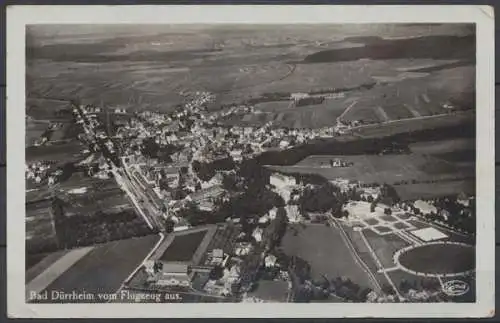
[[6, 4, 495, 318]]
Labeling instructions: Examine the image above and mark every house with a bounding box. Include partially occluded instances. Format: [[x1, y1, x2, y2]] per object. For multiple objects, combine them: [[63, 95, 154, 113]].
[[264, 254, 277, 268], [285, 205, 303, 223], [258, 214, 270, 224], [210, 248, 224, 266], [252, 227, 263, 242], [279, 140, 290, 149], [144, 261, 191, 287], [270, 173, 296, 188]]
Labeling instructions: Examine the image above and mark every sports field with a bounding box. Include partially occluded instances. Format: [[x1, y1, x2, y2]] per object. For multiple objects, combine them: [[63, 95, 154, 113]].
[[397, 243, 475, 275]]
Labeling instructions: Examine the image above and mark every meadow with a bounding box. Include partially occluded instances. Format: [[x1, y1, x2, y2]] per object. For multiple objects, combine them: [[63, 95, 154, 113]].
[[281, 224, 377, 290]]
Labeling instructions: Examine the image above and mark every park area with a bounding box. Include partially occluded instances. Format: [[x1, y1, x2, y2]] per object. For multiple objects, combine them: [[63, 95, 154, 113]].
[[281, 224, 377, 291]]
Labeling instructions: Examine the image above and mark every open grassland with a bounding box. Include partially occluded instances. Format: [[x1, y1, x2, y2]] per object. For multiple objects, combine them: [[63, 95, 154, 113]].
[[342, 66, 474, 124], [26, 200, 58, 252], [269, 133, 475, 200], [273, 152, 473, 185], [409, 138, 475, 155], [225, 97, 349, 129], [282, 224, 376, 290], [26, 141, 86, 163], [348, 110, 474, 139], [26, 249, 70, 279], [27, 25, 474, 116]]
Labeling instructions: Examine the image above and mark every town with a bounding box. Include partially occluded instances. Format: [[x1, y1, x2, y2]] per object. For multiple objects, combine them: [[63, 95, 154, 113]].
[[25, 24, 477, 304]]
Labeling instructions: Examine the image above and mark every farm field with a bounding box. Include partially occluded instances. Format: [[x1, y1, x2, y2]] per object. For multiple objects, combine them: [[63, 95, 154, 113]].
[[348, 110, 474, 139], [269, 132, 475, 200], [26, 249, 71, 279], [35, 234, 161, 300], [224, 96, 350, 129], [341, 66, 474, 125], [26, 141, 86, 163], [409, 138, 475, 155], [27, 24, 475, 115], [281, 224, 377, 290], [26, 199, 58, 252], [271, 152, 472, 186], [26, 98, 73, 121]]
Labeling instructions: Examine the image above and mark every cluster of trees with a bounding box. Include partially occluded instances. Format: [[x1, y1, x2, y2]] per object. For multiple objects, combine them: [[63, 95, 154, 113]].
[[264, 208, 288, 250], [398, 278, 441, 294], [392, 176, 475, 187], [26, 235, 59, 255], [176, 201, 224, 226], [313, 276, 373, 302], [191, 157, 235, 182], [219, 188, 284, 222], [246, 92, 291, 105], [309, 82, 377, 95], [424, 196, 476, 234], [140, 137, 182, 162], [295, 96, 325, 107], [297, 183, 342, 214], [52, 198, 156, 250]]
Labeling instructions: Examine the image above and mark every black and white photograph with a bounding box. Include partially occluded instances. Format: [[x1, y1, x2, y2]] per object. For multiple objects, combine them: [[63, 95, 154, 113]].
[[6, 5, 495, 318]]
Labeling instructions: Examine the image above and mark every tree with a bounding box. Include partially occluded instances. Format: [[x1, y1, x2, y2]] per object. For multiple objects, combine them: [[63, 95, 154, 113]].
[[209, 266, 224, 280], [384, 208, 392, 215], [382, 284, 395, 295], [164, 219, 175, 233]]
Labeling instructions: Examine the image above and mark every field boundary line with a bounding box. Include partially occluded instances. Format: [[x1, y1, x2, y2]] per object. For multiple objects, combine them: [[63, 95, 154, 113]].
[[338, 99, 358, 120]]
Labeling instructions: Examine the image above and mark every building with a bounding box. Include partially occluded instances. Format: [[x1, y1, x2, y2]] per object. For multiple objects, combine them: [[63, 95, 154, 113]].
[[142, 224, 239, 289], [285, 205, 303, 223], [270, 173, 296, 188], [144, 261, 190, 287], [270, 173, 296, 204], [252, 227, 263, 242]]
